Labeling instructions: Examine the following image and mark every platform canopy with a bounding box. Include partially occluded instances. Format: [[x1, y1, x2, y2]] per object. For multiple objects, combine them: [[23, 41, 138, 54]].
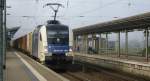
[[73, 12, 150, 35], [7, 26, 20, 39]]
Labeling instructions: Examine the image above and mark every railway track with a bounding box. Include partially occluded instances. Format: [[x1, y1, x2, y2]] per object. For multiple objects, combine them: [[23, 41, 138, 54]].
[[46, 62, 148, 81], [61, 72, 87, 81], [60, 70, 131, 81]]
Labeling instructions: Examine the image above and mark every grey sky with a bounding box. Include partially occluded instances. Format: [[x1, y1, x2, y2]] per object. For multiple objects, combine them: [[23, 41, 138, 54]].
[[7, 0, 150, 39]]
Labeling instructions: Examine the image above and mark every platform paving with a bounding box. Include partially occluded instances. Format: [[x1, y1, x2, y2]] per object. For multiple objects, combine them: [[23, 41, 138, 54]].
[[5, 50, 69, 81]]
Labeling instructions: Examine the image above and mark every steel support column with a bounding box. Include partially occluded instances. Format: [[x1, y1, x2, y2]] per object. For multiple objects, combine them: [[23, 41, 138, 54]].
[[3, 0, 6, 69], [145, 28, 149, 61], [99, 33, 101, 54], [86, 35, 88, 54], [81, 36, 84, 53], [73, 35, 77, 64], [125, 30, 128, 58], [76, 36, 78, 52], [0, 3, 3, 81], [106, 33, 108, 55], [118, 32, 120, 57], [83, 35, 88, 53], [91, 34, 95, 54], [73, 35, 78, 52], [2, 3, 6, 81], [92, 34, 95, 50], [73, 35, 75, 51]]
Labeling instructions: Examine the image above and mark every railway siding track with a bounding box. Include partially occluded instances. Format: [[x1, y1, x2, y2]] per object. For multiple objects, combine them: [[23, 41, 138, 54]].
[[45, 61, 148, 81]]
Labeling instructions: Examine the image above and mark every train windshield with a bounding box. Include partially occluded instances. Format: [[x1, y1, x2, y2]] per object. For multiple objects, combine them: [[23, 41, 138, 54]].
[[47, 25, 69, 45], [47, 30, 68, 36]]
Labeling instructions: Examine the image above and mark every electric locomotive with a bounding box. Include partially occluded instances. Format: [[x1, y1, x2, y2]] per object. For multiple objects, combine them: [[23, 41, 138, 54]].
[[46, 20, 70, 64], [32, 20, 70, 64]]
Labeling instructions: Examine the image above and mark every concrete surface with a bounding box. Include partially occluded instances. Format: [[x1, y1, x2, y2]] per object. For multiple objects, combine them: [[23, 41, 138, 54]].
[[5, 50, 69, 81]]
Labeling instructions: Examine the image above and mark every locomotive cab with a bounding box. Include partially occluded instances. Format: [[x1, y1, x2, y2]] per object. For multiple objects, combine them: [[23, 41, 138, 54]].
[[32, 20, 71, 64], [45, 20, 69, 63]]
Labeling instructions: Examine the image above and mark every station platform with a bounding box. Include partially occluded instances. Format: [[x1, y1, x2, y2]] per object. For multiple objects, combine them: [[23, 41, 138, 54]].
[[73, 52, 150, 80], [5, 50, 70, 81]]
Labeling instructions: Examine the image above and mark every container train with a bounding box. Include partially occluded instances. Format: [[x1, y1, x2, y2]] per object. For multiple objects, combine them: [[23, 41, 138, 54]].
[[13, 20, 73, 65]]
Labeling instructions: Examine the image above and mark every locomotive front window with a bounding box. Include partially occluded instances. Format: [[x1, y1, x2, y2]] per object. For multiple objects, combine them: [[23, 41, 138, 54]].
[[47, 26, 69, 45], [47, 30, 68, 37], [59, 31, 68, 34], [47, 31, 57, 35], [47, 37, 69, 45]]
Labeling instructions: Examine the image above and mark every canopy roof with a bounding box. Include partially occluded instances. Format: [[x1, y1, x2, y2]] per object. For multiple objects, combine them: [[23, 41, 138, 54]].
[[73, 12, 150, 35]]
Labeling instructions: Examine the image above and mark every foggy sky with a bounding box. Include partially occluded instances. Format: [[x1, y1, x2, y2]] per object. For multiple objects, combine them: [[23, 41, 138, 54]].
[[7, 0, 150, 39]]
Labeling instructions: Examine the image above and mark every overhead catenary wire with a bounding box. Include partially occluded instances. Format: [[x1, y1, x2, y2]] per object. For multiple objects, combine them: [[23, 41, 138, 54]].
[[51, 0, 124, 20], [8, 0, 135, 25], [75, 0, 124, 16], [64, 0, 135, 21]]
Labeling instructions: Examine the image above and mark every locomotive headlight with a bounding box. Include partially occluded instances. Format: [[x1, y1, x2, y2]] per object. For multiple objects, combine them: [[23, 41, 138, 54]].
[[48, 53, 52, 56], [45, 53, 52, 56], [65, 53, 72, 56], [49, 53, 52, 56], [64, 50, 68, 52], [65, 53, 69, 56], [57, 38, 60, 42], [44, 46, 48, 53], [48, 46, 51, 48]]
